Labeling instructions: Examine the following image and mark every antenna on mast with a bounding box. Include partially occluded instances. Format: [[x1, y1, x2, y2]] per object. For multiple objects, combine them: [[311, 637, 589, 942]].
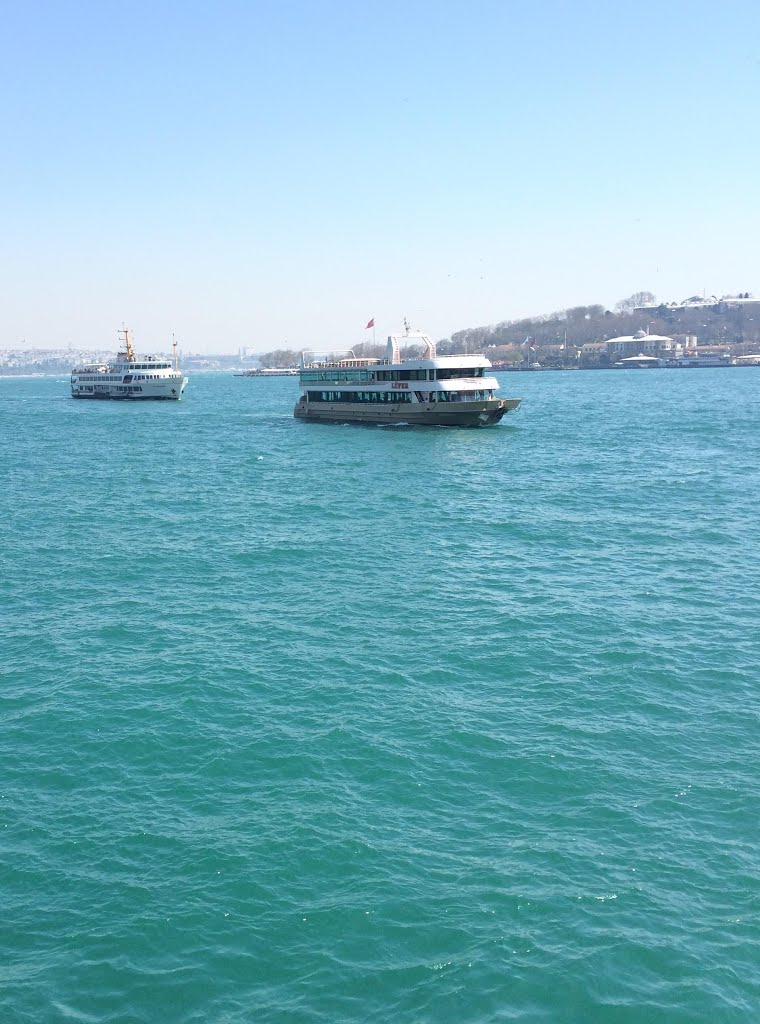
[[172, 333, 179, 372]]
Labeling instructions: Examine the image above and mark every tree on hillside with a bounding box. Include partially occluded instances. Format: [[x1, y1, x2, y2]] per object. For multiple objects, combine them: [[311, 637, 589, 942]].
[[400, 344, 423, 359], [258, 349, 301, 368], [351, 342, 385, 359], [615, 291, 656, 315]]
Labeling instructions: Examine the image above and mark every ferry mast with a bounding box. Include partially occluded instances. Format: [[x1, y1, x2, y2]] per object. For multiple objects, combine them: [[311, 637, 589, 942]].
[[118, 325, 135, 362]]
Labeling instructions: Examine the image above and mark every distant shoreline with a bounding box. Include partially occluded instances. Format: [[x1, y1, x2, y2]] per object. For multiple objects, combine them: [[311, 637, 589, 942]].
[[3, 363, 759, 381], [496, 363, 759, 372]]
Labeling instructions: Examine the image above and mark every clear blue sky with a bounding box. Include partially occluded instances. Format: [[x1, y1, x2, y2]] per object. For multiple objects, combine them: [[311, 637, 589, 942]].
[[2, 0, 758, 353]]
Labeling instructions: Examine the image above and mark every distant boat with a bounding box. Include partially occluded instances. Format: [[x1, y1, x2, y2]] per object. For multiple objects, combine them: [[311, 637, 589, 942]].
[[233, 368, 298, 377], [70, 328, 188, 400], [616, 354, 662, 369]]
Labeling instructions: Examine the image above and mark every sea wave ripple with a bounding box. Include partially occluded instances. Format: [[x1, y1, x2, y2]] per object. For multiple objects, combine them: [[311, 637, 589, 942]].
[[1, 370, 759, 1023]]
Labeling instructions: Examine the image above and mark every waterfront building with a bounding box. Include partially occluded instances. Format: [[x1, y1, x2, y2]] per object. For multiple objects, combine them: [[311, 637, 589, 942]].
[[605, 330, 676, 358]]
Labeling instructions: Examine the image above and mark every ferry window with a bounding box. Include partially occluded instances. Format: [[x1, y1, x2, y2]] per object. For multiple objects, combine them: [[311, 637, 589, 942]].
[[438, 368, 473, 380]]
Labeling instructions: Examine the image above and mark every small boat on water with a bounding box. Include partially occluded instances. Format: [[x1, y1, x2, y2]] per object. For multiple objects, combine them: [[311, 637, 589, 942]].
[[233, 368, 298, 377], [294, 326, 521, 426], [71, 328, 188, 400]]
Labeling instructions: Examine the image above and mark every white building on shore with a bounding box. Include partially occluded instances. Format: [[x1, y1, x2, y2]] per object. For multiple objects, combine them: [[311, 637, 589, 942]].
[[605, 329, 677, 358]]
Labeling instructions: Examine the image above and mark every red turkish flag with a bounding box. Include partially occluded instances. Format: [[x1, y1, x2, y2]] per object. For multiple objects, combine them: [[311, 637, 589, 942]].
[[365, 318, 374, 329]]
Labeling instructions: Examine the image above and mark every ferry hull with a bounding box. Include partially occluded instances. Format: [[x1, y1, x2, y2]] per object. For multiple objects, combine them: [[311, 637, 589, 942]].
[[294, 397, 520, 427], [71, 379, 188, 400], [71, 392, 184, 400]]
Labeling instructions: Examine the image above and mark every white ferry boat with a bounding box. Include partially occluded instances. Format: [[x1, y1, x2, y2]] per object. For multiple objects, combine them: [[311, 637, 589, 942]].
[[71, 328, 188, 400], [294, 328, 521, 426]]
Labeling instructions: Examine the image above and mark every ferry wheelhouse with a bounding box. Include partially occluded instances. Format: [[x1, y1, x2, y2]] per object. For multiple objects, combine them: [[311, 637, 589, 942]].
[[71, 328, 188, 400], [294, 330, 521, 426]]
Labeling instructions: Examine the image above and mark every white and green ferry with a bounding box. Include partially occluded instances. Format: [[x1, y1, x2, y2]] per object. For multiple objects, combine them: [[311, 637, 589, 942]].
[[294, 329, 521, 427]]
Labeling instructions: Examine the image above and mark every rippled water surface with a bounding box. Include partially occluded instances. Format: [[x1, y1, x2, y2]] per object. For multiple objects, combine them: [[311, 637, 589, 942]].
[[2, 369, 759, 1023]]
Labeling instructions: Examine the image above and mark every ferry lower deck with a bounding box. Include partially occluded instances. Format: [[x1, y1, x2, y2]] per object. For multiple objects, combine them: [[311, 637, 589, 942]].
[[71, 379, 185, 400], [295, 394, 520, 426]]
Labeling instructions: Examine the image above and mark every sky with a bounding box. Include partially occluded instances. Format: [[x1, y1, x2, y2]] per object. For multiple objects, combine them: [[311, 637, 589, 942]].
[[1, 0, 759, 354]]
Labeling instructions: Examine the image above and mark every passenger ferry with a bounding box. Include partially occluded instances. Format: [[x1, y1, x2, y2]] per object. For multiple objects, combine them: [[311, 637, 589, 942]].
[[294, 328, 521, 426], [71, 328, 188, 400]]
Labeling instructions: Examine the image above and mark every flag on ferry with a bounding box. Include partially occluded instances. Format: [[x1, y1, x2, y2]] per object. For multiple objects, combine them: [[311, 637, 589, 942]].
[[365, 318, 375, 329]]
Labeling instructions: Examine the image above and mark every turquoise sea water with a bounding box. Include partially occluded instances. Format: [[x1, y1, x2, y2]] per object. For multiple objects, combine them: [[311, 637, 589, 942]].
[[1, 369, 759, 1023]]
